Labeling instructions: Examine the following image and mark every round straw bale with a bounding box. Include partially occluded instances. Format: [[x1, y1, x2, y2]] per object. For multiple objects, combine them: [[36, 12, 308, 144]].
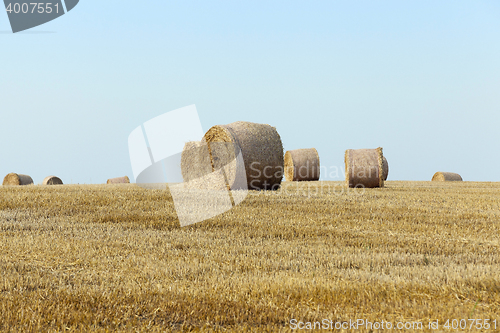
[[431, 172, 462, 182], [382, 156, 389, 181], [284, 148, 320, 181], [2, 173, 34, 186], [204, 121, 284, 190], [107, 176, 130, 184], [42, 176, 63, 185], [345, 147, 384, 188], [181, 141, 213, 183]]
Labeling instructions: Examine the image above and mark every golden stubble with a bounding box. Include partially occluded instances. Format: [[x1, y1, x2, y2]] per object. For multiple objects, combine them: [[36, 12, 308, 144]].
[[0, 181, 499, 332]]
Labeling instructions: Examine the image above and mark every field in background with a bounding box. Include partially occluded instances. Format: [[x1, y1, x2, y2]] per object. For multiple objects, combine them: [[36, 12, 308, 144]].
[[0, 181, 499, 332]]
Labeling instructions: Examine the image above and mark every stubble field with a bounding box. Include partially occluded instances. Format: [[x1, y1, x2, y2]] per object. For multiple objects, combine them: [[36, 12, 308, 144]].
[[0, 181, 499, 332]]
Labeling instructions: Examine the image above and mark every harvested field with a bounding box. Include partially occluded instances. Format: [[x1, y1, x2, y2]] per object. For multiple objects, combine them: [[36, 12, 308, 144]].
[[0, 181, 499, 331]]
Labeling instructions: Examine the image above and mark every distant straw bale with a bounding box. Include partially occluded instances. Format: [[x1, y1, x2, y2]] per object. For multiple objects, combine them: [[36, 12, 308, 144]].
[[107, 176, 130, 184], [204, 121, 284, 190], [382, 156, 389, 181], [431, 172, 462, 182], [345, 147, 384, 188], [2, 173, 34, 186], [42, 176, 63, 185], [284, 148, 320, 181], [181, 141, 213, 183]]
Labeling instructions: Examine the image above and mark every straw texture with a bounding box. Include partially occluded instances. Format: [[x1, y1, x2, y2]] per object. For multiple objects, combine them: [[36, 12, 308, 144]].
[[204, 121, 284, 190], [345, 147, 384, 188], [107, 176, 130, 184], [284, 148, 320, 181], [179, 169, 229, 191], [42, 176, 63, 185], [431, 172, 463, 182], [382, 156, 389, 181], [2, 173, 34, 186], [180, 141, 213, 183]]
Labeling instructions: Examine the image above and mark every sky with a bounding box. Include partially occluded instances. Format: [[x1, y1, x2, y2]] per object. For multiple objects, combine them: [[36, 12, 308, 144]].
[[1, 0, 500, 184]]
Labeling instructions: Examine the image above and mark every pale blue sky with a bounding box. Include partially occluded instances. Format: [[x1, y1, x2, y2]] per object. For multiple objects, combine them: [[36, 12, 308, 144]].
[[1, 1, 500, 184]]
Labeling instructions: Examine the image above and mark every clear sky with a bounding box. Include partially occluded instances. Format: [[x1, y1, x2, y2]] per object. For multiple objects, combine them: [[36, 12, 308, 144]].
[[1, 1, 499, 184]]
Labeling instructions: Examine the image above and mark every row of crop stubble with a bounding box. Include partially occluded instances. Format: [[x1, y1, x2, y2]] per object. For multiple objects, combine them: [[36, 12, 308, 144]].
[[0, 181, 499, 331]]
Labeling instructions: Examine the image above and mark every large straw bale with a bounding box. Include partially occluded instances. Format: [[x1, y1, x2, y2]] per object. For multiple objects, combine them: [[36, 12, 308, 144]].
[[345, 147, 384, 188], [2, 173, 34, 186], [284, 148, 320, 181], [431, 172, 462, 182], [204, 121, 284, 190], [42, 176, 63, 185], [181, 141, 212, 183], [382, 156, 389, 181], [107, 176, 130, 184]]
